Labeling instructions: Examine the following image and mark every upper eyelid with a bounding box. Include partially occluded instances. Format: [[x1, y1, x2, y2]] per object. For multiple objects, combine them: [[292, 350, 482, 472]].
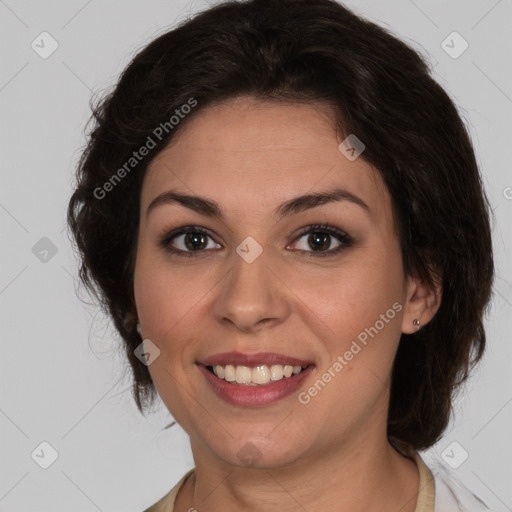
[[161, 224, 351, 251]]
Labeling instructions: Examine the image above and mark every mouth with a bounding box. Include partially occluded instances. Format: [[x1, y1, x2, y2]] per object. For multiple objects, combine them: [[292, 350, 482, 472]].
[[197, 352, 315, 406]]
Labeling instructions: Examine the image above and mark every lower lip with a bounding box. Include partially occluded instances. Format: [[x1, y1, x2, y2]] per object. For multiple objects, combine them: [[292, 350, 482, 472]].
[[198, 364, 314, 406]]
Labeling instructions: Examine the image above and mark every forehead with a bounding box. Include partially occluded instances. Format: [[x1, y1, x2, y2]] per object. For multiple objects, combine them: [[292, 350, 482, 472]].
[[143, 98, 390, 221]]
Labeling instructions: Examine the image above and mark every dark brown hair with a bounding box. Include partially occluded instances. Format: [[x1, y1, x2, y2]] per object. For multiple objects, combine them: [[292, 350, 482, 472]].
[[67, 0, 494, 450]]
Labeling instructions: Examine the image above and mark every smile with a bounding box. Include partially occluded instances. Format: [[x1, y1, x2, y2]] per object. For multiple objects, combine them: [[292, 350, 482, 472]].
[[197, 352, 315, 406], [208, 364, 306, 385]]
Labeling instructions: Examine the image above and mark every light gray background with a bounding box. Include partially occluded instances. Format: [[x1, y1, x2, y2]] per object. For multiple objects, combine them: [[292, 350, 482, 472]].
[[1, 0, 511, 510]]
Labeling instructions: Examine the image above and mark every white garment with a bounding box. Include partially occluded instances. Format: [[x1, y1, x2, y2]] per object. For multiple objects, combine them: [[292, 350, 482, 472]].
[[424, 455, 491, 511]]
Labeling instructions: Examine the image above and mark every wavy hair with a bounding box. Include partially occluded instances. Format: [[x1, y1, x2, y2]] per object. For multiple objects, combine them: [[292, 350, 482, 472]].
[[67, 0, 494, 449]]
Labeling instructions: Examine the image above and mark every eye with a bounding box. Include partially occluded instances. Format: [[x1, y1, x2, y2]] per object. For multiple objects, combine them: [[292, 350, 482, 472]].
[[290, 224, 353, 256], [159, 226, 221, 257], [159, 223, 353, 258]]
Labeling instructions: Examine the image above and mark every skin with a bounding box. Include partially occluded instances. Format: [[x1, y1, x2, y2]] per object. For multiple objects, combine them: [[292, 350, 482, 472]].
[[133, 97, 441, 512]]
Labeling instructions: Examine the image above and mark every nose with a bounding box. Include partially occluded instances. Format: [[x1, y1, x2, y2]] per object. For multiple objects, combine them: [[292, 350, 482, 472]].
[[212, 251, 291, 333]]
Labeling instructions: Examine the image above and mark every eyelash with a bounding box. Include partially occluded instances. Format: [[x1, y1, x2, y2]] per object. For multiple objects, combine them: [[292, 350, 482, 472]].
[[158, 223, 354, 259]]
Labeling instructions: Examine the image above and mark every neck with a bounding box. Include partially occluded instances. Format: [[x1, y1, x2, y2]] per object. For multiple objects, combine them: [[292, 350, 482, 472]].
[[175, 432, 419, 512]]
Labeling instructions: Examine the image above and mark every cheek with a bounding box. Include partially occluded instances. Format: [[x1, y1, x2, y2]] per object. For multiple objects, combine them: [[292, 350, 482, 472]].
[[134, 244, 208, 340], [133, 249, 200, 391], [133, 247, 209, 426], [290, 246, 405, 428], [292, 242, 405, 365]]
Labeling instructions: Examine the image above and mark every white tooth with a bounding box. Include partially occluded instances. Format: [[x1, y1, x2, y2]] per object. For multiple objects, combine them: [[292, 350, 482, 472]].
[[235, 365, 252, 384], [218, 364, 301, 385], [224, 364, 236, 382], [252, 365, 271, 384], [283, 365, 293, 378], [216, 365, 225, 379], [270, 364, 284, 381]]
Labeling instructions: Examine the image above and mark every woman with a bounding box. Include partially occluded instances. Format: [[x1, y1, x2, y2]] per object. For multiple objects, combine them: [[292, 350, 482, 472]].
[[67, 0, 494, 510]]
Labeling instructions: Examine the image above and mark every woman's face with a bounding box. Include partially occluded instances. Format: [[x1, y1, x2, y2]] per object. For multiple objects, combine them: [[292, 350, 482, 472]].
[[134, 97, 420, 469]]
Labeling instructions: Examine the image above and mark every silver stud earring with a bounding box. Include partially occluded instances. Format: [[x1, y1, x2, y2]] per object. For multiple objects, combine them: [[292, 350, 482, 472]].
[[136, 323, 142, 336], [413, 319, 421, 331]]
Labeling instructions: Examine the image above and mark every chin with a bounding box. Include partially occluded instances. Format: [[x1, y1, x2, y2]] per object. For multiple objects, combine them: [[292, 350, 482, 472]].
[[208, 436, 308, 470]]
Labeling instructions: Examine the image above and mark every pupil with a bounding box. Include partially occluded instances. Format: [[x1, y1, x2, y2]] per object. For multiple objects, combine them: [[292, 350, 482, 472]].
[[310, 232, 330, 251], [185, 232, 206, 250]]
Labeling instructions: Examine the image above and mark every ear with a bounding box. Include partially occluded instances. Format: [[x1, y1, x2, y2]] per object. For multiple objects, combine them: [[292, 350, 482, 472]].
[[401, 272, 442, 334]]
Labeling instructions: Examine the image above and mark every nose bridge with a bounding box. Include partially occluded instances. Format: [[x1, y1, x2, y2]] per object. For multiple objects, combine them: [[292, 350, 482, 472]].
[[213, 247, 289, 331]]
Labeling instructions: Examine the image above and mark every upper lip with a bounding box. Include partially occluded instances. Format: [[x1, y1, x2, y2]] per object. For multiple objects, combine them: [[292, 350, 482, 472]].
[[199, 352, 314, 367]]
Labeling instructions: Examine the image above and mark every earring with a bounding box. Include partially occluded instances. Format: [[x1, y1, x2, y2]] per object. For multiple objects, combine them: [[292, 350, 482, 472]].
[[413, 319, 421, 331], [136, 323, 142, 336]]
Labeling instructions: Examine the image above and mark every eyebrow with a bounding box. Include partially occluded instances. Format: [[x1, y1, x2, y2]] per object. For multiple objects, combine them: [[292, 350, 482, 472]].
[[146, 187, 370, 220]]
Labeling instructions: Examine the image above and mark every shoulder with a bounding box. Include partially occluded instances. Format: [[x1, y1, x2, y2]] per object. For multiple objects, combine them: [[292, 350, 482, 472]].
[[143, 469, 195, 512], [390, 437, 490, 512], [419, 454, 490, 512]]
